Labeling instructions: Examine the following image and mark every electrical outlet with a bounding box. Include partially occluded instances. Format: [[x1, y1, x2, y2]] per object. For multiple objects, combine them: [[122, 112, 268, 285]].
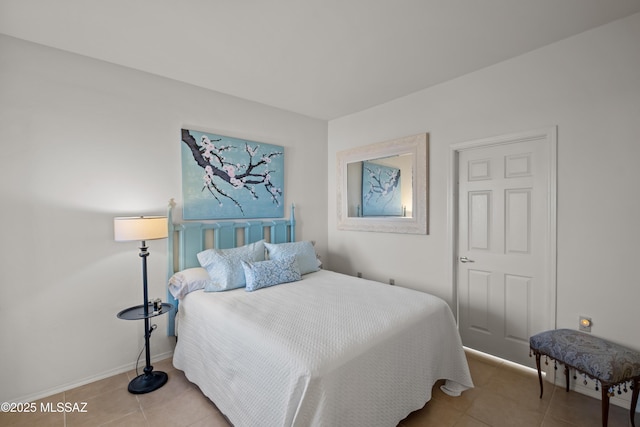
[[389, 279, 395, 285], [579, 316, 592, 333]]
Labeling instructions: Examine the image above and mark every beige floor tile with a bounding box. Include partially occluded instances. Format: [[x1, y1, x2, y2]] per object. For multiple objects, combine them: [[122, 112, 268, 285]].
[[540, 414, 578, 427], [149, 357, 177, 373], [0, 393, 65, 427], [465, 351, 504, 368], [135, 368, 197, 409], [453, 414, 492, 427], [399, 399, 464, 427], [100, 409, 149, 426], [64, 373, 130, 402], [186, 413, 233, 427], [431, 379, 482, 413], [483, 365, 552, 413], [548, 388, 596, 422], [466, 392, 546, 427], [0, 410, 63, 427], [547, 389, 630, 427], [65, 387, 141, 427], [466, 356, 502, 388], [142, 386, 226, 427]]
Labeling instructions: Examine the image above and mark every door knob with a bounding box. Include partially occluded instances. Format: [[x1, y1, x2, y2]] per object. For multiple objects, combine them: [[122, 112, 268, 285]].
[[459, 256, 475, 263]]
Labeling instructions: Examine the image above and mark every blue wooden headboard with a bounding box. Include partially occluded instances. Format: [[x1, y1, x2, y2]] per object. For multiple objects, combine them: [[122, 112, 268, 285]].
[[165, 199, 296, 336]]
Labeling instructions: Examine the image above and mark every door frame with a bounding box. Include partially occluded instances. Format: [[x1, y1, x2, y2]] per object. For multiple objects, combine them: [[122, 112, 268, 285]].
[[446, 127, 558, 337]]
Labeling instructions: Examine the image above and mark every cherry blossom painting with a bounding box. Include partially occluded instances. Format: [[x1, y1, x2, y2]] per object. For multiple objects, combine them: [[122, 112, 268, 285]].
[[181, 129, 284, 219], [361, 160, 402, 216]]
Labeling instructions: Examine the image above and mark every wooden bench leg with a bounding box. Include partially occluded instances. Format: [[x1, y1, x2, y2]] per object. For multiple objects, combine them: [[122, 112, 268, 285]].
[[564, 365, 570, 392], [535, 352, 543, 398], [601, 387, 610, 427], [631, 378, 639, 427]]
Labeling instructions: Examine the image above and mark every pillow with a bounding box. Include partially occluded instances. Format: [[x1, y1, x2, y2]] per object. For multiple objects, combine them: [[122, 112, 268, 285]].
[[242, 256, 301, 292], [264, 241, 320, 275], [197, 240, 265, 292], [168, 267, 213, 299]]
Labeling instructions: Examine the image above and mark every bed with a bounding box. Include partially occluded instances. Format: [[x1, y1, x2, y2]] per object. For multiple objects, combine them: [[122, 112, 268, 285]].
[[166, 202, 473, 426]]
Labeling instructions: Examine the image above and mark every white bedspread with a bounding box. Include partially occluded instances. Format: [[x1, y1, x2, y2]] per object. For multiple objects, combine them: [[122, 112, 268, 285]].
[[173, 270, 473, 427]]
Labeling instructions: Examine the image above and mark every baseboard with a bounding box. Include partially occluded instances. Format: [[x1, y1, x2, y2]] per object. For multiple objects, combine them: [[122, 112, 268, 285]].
[[8, 350, 174, 404]]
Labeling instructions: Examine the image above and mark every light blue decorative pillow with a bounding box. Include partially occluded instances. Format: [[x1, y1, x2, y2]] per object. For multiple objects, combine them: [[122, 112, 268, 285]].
[[265, 241, 320, 275], [242, 256, 301, 292], [197, 240, 265, 292]]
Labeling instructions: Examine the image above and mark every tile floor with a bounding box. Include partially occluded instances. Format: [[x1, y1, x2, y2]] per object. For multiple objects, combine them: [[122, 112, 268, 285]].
[[1, 351, 636, 426]]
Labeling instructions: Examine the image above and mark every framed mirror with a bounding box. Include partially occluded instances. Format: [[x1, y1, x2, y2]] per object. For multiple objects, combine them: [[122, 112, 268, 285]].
[[337, 133, 428, 234]]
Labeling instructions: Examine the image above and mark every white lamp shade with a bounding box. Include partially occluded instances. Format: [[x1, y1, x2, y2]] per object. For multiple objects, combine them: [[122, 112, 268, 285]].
[[114, 216, 168, 242]]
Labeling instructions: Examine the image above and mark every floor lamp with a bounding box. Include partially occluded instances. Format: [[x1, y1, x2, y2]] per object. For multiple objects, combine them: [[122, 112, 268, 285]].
[[114, 215, 169, 394]]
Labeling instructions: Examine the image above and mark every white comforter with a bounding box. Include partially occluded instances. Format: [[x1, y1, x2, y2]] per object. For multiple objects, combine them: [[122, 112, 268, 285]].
[[173, 270, 473, 427]]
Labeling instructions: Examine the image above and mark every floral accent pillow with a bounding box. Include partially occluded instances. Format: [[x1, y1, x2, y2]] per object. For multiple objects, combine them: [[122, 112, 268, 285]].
[[197, 240, 265, 292], [242, 256, 301, 292]]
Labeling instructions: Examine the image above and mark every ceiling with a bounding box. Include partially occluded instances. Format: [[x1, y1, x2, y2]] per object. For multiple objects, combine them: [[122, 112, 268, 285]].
[[1, 0, 639, 120]]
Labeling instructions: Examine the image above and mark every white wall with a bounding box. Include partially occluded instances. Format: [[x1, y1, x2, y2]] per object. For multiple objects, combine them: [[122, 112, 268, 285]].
[[328, 11, 640, 355], [0, 35, 327, 403]]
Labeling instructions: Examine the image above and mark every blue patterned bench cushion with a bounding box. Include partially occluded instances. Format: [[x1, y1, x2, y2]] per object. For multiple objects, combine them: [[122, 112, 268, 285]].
[[530, 329, 640, 385]]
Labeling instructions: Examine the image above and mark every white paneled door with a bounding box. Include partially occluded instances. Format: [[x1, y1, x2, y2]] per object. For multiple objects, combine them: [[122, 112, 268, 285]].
[[455, 129, 556, 368]]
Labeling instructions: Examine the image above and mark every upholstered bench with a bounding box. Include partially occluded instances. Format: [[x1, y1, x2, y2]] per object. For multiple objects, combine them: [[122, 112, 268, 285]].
[[530, 329, 640, 427]]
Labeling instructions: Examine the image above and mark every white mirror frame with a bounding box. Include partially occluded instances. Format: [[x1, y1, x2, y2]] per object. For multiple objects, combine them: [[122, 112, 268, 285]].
[[337, 133, 428, 234]]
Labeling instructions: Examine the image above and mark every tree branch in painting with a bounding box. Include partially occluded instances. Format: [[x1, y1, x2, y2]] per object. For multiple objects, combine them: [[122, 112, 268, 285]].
[[363, 164, 400, 209], [181, 129, 283, 215]]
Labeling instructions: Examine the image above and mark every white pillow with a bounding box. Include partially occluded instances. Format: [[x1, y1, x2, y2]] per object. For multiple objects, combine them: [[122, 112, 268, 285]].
[[197, 240, 266, 291], [265, 241, 320, 275], [168, 267, 213, 299]]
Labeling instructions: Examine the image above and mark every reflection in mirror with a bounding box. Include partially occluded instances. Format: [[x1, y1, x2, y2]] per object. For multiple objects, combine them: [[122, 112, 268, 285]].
[[347, 154, 413, 218], [337, 133, 428, 234]]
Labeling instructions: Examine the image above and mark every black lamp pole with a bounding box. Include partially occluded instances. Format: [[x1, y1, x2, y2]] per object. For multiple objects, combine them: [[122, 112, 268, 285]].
[[126, 241, 168, 394]]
